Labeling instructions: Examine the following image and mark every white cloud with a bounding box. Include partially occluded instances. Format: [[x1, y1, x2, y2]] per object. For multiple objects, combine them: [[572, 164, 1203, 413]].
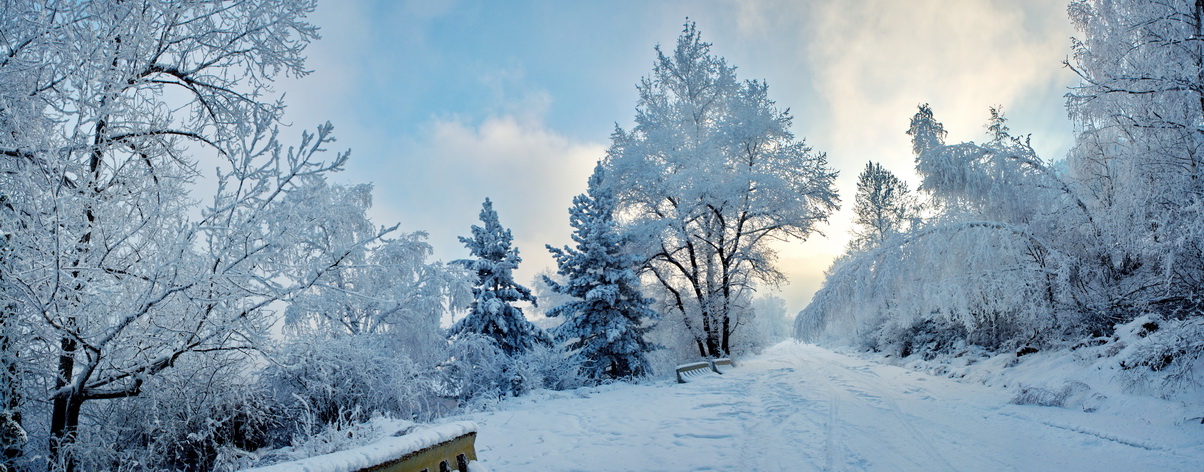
[[269, 0, 1081, 316], [770, 0, 1077, 311], [386, 114, 604, 287]]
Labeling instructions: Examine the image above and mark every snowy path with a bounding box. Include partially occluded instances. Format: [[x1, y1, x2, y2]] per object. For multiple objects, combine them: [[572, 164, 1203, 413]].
[[458, 342, 1204, 471]]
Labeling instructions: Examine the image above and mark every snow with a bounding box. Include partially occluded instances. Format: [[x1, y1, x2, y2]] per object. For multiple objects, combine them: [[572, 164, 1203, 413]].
[[454, 341, 1203, 471], [242, 422, 479, 472]]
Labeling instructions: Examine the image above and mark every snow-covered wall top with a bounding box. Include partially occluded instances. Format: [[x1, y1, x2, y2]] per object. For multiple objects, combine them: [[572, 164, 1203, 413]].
[[242, 421, 479, 472]]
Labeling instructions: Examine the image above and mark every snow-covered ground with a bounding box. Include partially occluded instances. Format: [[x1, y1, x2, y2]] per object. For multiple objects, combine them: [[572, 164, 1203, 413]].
[[455, 342, 1203, 471]]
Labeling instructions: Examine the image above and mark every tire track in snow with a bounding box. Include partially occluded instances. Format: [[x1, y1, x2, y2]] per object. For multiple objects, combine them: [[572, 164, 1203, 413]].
[[728, 367, 829, 471], [997, 411, 1166, 451], [825, 385, 841, 472], [816, 356, 957, 471], [770, 345, 853, 472]]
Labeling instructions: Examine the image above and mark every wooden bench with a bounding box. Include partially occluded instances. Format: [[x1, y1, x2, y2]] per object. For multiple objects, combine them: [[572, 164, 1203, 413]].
[[709, 358, 734, 373], [675, 361, 715, 383], [368, 429, 477, 472], [244, 421, 479, 472], [676, 358, 737, 383]]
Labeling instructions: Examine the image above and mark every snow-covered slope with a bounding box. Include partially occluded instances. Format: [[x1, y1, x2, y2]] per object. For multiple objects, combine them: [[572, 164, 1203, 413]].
[[456, 342, 1203, 471]]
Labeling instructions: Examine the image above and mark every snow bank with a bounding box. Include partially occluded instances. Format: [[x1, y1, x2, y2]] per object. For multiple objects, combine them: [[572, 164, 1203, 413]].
[[883, 321, 1204, 415], [242, 421, 479, 472]]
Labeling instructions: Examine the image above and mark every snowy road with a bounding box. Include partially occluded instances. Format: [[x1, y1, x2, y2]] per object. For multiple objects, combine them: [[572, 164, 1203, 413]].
[[459, 342, 1203, 471]]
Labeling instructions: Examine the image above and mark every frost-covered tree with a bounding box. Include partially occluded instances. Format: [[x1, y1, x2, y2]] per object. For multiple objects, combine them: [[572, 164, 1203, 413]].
[[1066, 0, 1204, 319], [545, 164, 659, 381], [850, 162, 916, 251], [0, 1, 376, 470], [280, 181, 470, 362], [451, 199, 551, 356], [607, 22, 839, 357], [799, 105, 1091, 354], [749, 295, 792, 346], [908, 103, 948, 158]]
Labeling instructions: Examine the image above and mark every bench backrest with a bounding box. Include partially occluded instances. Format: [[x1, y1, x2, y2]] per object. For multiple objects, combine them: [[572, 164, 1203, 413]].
[[675, 361, 714, 383], [710, 358, 734, 372]]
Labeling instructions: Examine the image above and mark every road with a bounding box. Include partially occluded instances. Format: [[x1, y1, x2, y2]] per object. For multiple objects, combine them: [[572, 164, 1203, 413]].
[[460, 342, 1203, 471]]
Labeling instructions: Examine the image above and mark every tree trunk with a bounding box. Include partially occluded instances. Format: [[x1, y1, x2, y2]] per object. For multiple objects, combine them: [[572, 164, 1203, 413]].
[[0, 313, 22, 469], [49, 338, 80, 472], [721, 315, 732, 356], [0, 232, 23, 468], [704, 327, 721, 359]]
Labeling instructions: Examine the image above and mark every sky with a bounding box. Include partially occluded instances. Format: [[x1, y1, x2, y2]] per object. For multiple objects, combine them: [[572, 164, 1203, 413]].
[[276, 0, 1079, 316]]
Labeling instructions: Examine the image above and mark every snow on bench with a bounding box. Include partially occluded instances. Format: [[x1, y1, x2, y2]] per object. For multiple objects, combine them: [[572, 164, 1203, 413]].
[[242, 421, 482, 472], [675, 358, 736, 383], [710, 358, 734, 372]]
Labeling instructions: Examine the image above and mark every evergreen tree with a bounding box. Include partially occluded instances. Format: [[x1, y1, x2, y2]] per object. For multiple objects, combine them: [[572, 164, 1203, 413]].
[[451, 198, 550, 356], [850, 162, 916, 251], [545, 164, 659, 381]]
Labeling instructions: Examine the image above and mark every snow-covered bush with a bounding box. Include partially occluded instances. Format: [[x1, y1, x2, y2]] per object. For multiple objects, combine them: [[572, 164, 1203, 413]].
[[439, 334, 511, 406], [1116, 315, 1204, 397], [1010, 381, 1106, 412], [0, 410, 23, 472], [881, 318, 969, 360], [440, 334, 584, 405], [58, 356, 280, 472], [799, 216, 1062, 355], [510, 344, 586, 392], [263, 335, 442, 432], [646, 309, 710, 376], [280, 410, 387, 463]]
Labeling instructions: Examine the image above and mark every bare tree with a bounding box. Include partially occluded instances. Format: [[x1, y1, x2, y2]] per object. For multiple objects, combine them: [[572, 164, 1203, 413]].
[[0, 1, 384, 470]]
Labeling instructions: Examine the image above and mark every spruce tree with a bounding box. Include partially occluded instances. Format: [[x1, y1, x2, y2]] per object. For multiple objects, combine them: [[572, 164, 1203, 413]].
[[545, 164, 659, 381], [451, 198, 550, 356]]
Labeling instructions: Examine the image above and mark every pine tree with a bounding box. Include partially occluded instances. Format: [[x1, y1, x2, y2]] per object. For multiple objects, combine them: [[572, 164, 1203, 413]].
[[545, 164, 659, 381], [451, 198, 550, 356], [850, 161, 915, 251]]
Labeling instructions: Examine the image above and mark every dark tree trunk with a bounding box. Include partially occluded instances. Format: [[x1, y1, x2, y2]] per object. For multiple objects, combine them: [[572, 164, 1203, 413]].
[[721, 315, 732, 356], [49, 338, 80, 472], [704, 330, 721, 359], [0, 312, 22, 469], [0, 232, 24, 468]]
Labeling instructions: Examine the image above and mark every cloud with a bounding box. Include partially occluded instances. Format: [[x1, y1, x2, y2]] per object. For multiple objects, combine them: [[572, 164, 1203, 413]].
[[271, 0, 1081, 315], [806, 0, 1072, 150], [383, 113, 604, 286], [767, 0, 1077, 310]]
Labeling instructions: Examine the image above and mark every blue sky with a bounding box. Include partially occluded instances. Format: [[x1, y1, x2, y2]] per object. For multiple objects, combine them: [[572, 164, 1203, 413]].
[[278, 0, 1078, 314]]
